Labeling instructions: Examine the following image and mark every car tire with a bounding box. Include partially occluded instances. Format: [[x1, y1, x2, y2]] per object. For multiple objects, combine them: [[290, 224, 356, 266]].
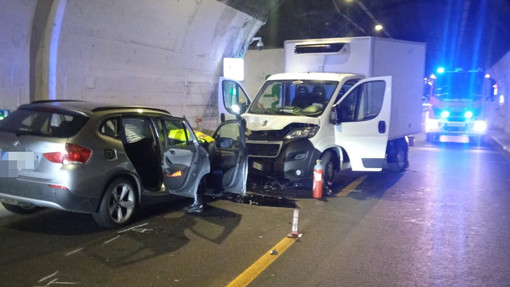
[[93, 178, 137, 229], [1, 202, 39, 214], [320, 151, 336, 195]]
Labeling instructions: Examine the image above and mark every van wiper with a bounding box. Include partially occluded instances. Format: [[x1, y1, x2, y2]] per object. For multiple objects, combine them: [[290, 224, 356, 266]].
[[276, 107, 301, 115]]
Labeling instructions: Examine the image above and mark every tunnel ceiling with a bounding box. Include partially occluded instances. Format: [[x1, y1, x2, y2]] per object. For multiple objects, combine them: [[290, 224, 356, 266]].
[[217, 0, 284, 21], [245, 0, 510, 73]]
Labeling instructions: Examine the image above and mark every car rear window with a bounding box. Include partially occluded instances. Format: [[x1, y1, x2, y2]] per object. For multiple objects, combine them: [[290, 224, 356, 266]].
[[0, 108, 89, 138]]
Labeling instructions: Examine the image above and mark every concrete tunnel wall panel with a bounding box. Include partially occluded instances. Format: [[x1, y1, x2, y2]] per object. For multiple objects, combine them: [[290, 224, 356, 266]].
[[0, 0, 263, 131], [57, 0, 260, 130], [0, 0, 34, 111]]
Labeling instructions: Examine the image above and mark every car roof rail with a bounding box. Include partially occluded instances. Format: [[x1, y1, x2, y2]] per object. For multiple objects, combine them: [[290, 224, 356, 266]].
[[91, 105, 171, 115]]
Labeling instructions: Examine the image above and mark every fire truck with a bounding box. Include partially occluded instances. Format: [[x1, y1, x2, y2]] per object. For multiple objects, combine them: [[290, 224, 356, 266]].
[[425, 68, 493, 143]]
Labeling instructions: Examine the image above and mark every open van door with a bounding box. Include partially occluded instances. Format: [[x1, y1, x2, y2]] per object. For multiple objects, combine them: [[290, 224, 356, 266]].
[[209, 119, 248, 195], [218, 77, 251, 121], [332, 77, 392, 171]]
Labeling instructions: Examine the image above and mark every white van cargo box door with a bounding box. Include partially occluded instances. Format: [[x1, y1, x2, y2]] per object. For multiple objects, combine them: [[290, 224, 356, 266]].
[[218, 77, 251, 121], [333, 76, 392, 171]]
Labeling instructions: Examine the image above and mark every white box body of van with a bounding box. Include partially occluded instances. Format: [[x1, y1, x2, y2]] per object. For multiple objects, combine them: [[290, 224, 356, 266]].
[[284, 36, 426, 139]]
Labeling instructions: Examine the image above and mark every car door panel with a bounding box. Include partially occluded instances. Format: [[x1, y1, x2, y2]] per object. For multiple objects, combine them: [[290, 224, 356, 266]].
[[210, 120, 248, 195], [160, 118, 208, 197]]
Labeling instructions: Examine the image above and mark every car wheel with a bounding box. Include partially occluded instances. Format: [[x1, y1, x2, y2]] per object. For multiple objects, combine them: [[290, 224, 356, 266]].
[[1, 202, 39, 214], [320, 151, 336, 195], [93, 178, 137, 228]]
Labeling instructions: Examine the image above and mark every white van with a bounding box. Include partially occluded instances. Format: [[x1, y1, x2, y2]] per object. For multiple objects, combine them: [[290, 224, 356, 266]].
[[219, 37, 426, 190]]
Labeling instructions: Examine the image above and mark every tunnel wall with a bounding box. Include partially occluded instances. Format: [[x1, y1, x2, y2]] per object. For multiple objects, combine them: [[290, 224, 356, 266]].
[[0, 0, 263, 130], [489, 51, 510, 133], [0, 0, 34, 111]]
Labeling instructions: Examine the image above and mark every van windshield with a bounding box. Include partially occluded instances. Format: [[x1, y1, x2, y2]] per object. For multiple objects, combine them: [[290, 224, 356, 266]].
[[248, 80, 338, 116]]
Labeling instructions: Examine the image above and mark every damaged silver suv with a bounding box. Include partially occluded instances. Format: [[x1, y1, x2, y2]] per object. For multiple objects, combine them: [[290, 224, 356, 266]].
[[0, 100, 247, 228]]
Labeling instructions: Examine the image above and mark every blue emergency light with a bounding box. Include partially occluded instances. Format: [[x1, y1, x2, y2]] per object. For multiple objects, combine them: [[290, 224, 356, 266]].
[[0, 109, 10, 120]]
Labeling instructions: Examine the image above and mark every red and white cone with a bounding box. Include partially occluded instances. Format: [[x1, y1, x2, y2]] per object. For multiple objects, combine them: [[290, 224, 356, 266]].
[[288, 208, 302, 238]]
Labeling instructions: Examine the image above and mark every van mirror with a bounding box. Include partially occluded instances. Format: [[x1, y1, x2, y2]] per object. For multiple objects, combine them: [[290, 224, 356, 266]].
[[330, 106, 340, 125], [223, 80, 250, 115]]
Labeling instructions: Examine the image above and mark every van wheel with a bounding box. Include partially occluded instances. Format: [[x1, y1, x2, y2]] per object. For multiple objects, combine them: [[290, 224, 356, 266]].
[[93, 178, 137, 228], [388, 138, 409, 172], [321, 151, 336, 195], [2, 202, 39, 214]]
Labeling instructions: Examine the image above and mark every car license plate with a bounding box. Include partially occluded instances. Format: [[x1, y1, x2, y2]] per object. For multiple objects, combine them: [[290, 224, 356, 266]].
[[252, 161, 263, 171]]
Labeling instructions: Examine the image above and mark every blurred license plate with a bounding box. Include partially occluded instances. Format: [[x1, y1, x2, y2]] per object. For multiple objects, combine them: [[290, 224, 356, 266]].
[[252, 161, 263, 171], [0, 151, 35, 177], [3, 151, 35, 169]]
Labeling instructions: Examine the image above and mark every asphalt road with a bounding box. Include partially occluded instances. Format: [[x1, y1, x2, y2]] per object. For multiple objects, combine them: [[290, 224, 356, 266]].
[[1, 136, 510, 287]]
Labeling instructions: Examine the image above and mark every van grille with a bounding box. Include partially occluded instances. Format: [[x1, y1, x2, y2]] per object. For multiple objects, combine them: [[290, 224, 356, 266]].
[[246, 141, 281, 158]]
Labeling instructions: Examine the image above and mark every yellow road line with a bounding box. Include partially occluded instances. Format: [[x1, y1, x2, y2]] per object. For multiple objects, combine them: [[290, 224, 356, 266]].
[[227, 236, 299, 287], [336, 175, 368, 197]]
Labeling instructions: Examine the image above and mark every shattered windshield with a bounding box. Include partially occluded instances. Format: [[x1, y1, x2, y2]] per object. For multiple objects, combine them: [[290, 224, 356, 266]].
[[248, 80, 338, 116]]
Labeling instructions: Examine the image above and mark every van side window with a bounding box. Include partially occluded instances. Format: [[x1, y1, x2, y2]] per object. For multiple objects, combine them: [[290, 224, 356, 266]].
[[338, 81, 385, 122], [338, 79, 359, 98]]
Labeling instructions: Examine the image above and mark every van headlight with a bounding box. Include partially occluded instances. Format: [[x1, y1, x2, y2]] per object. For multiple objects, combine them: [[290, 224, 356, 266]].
[[284, 126, 319, 140]]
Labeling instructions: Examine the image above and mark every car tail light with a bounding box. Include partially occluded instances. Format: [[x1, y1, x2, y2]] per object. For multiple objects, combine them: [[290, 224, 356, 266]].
[[49, 184, 69, 190], [43, 143, 91, 165], [43, 152, 64, 163]]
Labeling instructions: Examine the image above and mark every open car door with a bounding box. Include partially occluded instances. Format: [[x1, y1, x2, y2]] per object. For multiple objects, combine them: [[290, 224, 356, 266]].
[[218, 77, 251, 121], [209, 119, 248, 196], [332, 76, 392, 171], [160, 117, 209, 198]]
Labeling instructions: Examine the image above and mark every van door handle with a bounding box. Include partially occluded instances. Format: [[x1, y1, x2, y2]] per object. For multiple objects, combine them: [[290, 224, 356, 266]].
[[378, 121, 386, 134]]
